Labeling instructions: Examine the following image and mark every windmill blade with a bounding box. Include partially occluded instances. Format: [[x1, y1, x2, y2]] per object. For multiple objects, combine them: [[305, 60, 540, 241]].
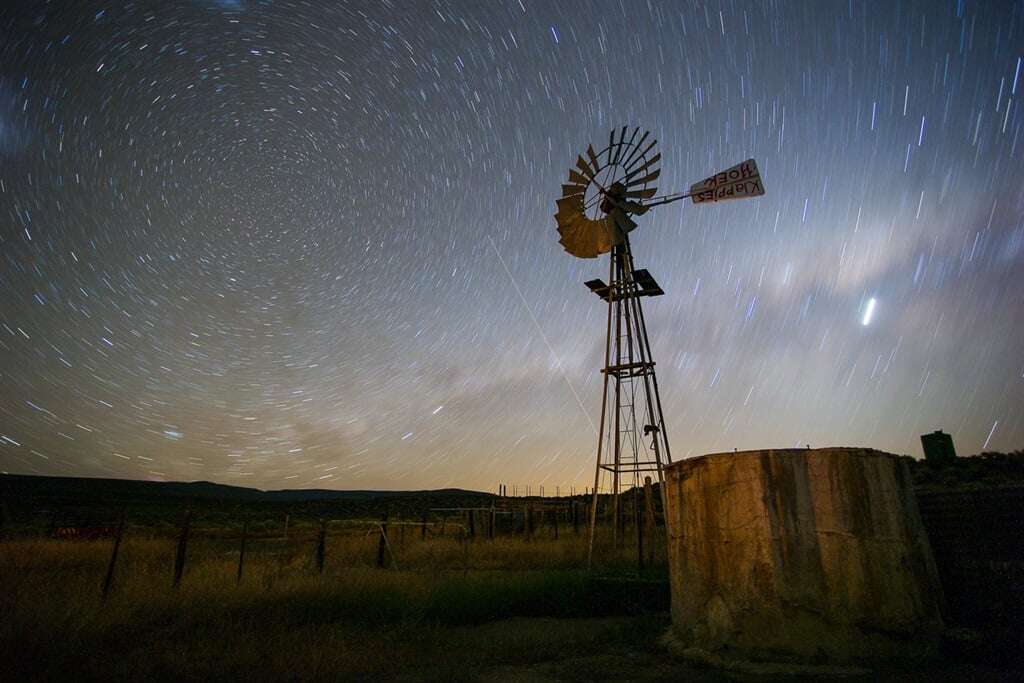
[[575, 156, 596, 180], [556, 212, 587, 235], [613, 126, 638, 166], [620, 130, 649, 169], [607, 129, 617, 165], [625, 138, 658, 173], [556, 195, 584, 215], [561, 183, 586, 197], [568, 169, 589, 185], [557, 212, 617, 259], [560, 216, 598, 258], [555, 214, 584, 242], [624, 153, 661, 183], [586, 144, 602, 177], [583, 223, 603, 257], [610, 126, 628, 165], [597, 217, 617, 252], [556, 219, 581, 246], [558, 232, 587, 257], [627, 169, 661, 188], [625, 187, 657, 200]]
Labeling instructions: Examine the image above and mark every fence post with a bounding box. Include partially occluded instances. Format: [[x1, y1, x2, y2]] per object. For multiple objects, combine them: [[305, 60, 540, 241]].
[[488, 505, 495, 540], [468, 509, 475, 539], [421, 511, 427, 541], [376, 513, 389, 569], [636, 489, 645, 571], [172, 507, 191, 589], [572, 501, 579, 535], [101, 509, 126, 601], [316, 519, 326, 574], [553, 507, 559, 540], [643, 476, 656, 567], [460, 526, 469, 575], [236, 516, 249, 584], [283, 513, 290, 540]]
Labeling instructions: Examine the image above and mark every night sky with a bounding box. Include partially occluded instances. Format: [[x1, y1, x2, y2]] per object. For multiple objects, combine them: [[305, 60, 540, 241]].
[[1, 1, 1022, 492]]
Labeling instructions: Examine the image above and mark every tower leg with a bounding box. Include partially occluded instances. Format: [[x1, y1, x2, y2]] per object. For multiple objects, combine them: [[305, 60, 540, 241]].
[[587, 237, 672, 566], [587, 250, 616, 569]]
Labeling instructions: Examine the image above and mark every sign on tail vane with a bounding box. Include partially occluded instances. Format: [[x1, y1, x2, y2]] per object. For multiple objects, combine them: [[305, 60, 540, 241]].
[[689, 158, 764, 204]]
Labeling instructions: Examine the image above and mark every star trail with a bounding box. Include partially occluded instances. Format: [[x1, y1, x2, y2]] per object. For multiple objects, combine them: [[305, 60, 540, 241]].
[[1, 1, 1022, 491]]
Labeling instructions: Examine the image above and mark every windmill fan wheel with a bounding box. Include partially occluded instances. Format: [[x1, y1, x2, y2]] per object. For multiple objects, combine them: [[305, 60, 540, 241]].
[[554, 127, 660, 259]]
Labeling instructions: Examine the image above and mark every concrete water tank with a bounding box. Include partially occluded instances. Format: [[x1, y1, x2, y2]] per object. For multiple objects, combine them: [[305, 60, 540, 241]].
[[663, 448, 945, 665]]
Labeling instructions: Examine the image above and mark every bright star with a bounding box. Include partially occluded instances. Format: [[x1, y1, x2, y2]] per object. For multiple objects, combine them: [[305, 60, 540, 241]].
[[862, 298, 877, 326]]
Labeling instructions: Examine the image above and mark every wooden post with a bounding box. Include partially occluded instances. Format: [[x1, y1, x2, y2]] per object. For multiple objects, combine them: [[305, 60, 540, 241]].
[[467, 509, 475, 539], [316, 519, 326, 574], [283, 513, 290, 540], [553, 507, 559, 540], [643, 476, 656, 567], [572, 501, 579, 535], [376, 513, 389, 569], [421, 511, 428, 541], [614, 491, 623, 548], [488, 505, 495, 540], [172, 507, 191, 589], [101, 509, 125, 601], [236, 516, 249, 584], [458, 525, 469, 575], [636, 488, 644, 570], [399, 517, 405, 548]]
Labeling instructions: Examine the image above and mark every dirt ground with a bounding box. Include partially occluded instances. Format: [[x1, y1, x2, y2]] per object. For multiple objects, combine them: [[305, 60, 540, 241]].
[[472, 618, 1022, 683]]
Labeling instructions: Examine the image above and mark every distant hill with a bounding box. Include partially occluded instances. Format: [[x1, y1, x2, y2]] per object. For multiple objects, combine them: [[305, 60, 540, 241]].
[[0, 473, 490, 505]]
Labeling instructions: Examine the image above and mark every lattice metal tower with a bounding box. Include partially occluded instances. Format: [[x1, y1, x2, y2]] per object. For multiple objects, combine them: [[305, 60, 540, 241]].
[[585, 236, 670, 559]]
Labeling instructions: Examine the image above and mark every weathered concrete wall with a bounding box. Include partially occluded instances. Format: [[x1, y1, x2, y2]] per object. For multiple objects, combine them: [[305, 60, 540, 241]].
[[664, 448, 945, 664]]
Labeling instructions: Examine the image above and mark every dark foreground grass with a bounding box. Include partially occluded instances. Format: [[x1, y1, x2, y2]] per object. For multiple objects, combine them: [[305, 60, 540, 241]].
[[1, 538, 673, 680], [3, 571, 669, 681], [5, 611, 673, 681], [6, 538, 1017, 681]]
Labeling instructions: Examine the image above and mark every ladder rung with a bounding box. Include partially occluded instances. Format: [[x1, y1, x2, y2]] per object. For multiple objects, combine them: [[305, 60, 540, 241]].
[[602, 361, 655, 375], [598, 463, 664, 473]]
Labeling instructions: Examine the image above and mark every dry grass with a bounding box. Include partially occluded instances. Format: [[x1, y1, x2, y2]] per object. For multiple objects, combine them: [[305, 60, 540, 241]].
[[0, 530, 669, 680]]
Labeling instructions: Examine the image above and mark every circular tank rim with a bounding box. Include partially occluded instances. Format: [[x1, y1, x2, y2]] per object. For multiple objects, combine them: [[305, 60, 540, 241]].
[[664, 446, 900, 474]]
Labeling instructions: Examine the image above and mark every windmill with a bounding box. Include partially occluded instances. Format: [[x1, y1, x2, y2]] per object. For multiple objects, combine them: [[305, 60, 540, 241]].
[[554, 127, 764, 564]]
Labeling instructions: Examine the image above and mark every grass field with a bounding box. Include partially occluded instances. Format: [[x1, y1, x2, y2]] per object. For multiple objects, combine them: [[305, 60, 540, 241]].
[[1, 525, 682, 681], [5, 480, 1022, 680]]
